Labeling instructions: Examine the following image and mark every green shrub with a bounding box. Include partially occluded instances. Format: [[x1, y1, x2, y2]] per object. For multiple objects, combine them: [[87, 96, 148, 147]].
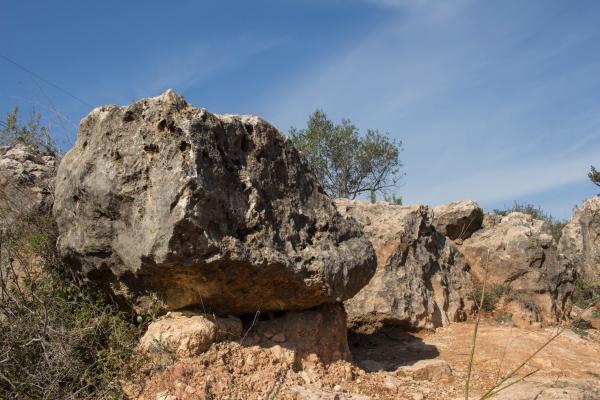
[[0, 208, 144, 399], [469, 284, 507, 313], [0, 107, 57, 156], [507, 290, 542, 315], [494, 313, 513, 324], [572, 277, 600, 309]]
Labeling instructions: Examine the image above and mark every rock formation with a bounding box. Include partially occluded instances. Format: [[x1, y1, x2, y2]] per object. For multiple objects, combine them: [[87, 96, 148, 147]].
[[53, 90, 376, 314], [242, 304, 352, 365], [139, 311, 242, 357], [459, 212, 575, 324], [0, 144, 57, 229], [432, 200, 483, 241], [335, 199, 472, 330], [559, 197, 600, 284]]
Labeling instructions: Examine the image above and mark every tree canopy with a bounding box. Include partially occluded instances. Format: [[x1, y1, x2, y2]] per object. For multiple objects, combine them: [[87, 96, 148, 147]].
[[290, 110, 403, 199], [589, 165, 600, 190]]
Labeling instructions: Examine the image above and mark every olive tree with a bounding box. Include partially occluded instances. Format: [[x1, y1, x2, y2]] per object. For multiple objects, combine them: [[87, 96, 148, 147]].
[[589, 165, 600, 189], [290, 110, 403, 199]]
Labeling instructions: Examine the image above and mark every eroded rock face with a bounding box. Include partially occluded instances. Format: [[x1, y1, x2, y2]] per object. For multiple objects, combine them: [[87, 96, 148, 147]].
[[53, 90, 376, 314], [335, 199, 473, 331], [0, 144, 57, 229], [460, 212, 575, 323], [242, 304, 352, 365], [559, 197, 600, 284], [432, 200, 483, 241]]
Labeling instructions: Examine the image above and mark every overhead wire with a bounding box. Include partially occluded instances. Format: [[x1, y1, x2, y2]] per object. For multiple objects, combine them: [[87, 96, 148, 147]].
[[0, 51, 92, 108]]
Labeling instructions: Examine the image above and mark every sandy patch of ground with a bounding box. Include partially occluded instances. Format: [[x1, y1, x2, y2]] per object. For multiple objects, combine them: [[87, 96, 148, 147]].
[[128, 320, 600, 400]]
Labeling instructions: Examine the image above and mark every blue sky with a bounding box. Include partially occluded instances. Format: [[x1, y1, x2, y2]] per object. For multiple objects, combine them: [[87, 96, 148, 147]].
[[2, 0, 600, 218]]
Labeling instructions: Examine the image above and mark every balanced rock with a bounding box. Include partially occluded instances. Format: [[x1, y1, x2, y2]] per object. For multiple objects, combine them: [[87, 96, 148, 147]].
[[53, 90, 376, 314], [335, 199, 472, 330], [432, 200, 483, 241], [460, 212, 575, 323], [0, 144, 57, 229], [559, 197, 600, 284]]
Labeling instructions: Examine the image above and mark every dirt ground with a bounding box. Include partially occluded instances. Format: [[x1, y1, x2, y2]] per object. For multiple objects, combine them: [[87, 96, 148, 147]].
[[128, 319, 600, 400]]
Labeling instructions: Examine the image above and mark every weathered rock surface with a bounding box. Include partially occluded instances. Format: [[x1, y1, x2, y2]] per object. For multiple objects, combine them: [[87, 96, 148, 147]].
[[242, 304, 352, 365], [395, 359, 452, 381], [53, 90, 376, 314], [459, 212, 575, 323], [0, 144, 57, 228], [559, 197, 600, 284], [490, 378, 600, 400], [432, 200, 483, 241], [139, 311, 242, 357], [335, 199, 473, 330]]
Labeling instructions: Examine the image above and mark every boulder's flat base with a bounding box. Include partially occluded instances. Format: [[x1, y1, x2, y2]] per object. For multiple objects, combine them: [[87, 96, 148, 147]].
[[127, 320, 600, 399]]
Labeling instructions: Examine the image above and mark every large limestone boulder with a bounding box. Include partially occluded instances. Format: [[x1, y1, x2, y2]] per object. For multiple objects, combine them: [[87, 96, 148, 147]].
[[53, 90, 376, 314], [559, 197, 600, 284], [460, 212, 575, 323], [335, 199, 473, 330], [0, 144, 57, 228], [432, 200, 483, 241]]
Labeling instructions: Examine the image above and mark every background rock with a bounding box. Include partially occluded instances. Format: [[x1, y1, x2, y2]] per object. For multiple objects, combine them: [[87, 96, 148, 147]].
[[559, 197, 600, 284], [432, 200, 483, 241], [459, 212, 575, 324], [0, 144, 57, 229], [53, 90, 376, 314], [335, 199, 472, 331]]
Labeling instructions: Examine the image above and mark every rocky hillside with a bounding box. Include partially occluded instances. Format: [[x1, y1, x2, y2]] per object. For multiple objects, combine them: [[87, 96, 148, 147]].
[[1, 91, 599, 399]]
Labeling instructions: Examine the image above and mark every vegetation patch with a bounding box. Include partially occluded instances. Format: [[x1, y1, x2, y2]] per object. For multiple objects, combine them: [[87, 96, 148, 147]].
[[469, 284, 508, 313], [573, 277, 600, 309], [0, 209, 145, 399]]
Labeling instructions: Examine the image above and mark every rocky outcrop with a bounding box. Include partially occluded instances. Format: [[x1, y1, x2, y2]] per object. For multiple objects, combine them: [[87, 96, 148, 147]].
[[0, 144, 57, 228], [139, 312, 242, 357], [432, 200, 483, 241], [335, 199, 472, 331], [53, 90, 376, 314], [559, 197, 600, 284], [459, 212, 575, 324]]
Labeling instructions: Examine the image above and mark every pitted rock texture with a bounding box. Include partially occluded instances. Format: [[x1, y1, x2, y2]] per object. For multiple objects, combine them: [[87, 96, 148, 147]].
[[139, 312, 242, 357], [559, 197, 600, 284], [335, 199, 473, 330], [432, 200, 483, 241], [0, 144, 57, 229], [460, 212, 575, 323], [53, 90, 376, 314]]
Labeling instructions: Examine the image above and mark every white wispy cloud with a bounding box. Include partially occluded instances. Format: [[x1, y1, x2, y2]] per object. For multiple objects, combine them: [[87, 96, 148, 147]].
[[260, 0, 600, 217], [84, 35, 287, 106]]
